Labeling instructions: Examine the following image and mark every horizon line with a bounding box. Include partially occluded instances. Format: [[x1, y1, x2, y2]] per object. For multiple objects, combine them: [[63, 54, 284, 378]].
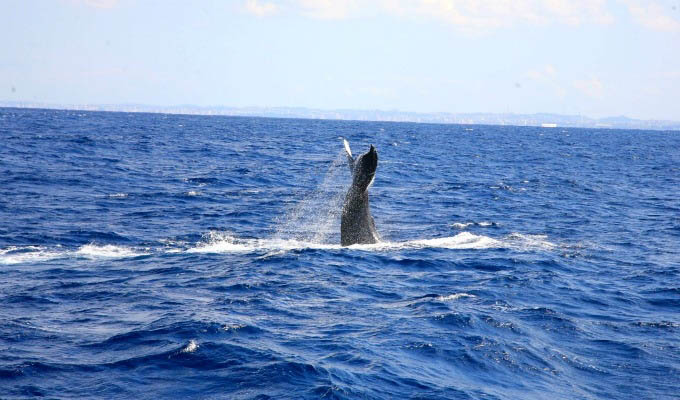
[[1, 101, 679, 132]]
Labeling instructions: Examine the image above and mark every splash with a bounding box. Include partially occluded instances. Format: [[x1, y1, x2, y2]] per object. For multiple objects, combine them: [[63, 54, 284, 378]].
[[187, 231, 503, 254], [272, 149, 349, 244]]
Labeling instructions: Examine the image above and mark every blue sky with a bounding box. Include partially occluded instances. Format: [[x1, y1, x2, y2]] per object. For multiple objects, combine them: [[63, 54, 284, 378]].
[[2, 0, 679, 120]]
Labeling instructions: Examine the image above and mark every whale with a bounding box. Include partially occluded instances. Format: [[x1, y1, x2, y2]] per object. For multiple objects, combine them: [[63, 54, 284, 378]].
[[341, 139, 380, 246]]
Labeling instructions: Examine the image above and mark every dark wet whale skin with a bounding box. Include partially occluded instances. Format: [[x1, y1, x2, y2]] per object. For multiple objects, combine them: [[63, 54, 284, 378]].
[[341, 145, 380, 246]]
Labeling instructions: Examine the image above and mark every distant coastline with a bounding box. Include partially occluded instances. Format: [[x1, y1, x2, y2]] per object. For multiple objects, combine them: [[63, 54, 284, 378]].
[[2, 101, 678, 131]]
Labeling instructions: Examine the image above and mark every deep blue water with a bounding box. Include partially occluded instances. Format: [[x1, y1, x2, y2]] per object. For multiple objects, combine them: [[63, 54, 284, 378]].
[[1, 107, 679, 399]]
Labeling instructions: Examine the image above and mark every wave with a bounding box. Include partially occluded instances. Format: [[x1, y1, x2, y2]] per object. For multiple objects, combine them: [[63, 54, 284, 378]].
[[504, 233, 556, 250], [187, 230, 553, 254], [451, 221, 497, 229], [180, 340, 199, 353], [0, 244, 149, 265], [1, 232, 557, 264], [436, 293, 476, 301], [75, 244, 150, 258], [409, 233, 500, 249], [187, 231, 341, 254], [0, 246, 66, 265]]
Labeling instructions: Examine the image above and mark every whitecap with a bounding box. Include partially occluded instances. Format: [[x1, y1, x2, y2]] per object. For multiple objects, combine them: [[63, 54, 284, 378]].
[[409, 232, 502, 250], [187, 232, 261, 253], [187, 231, 502, 254], [505, 233, 556, 250], [349, 233, 501, 251], [436, 293, 476, 302], [452, 221, 495, 229], [0, 246, 66, 265], [75, 244, 149, 258], [223, 324, 247, 331], [188, 232, 340, 254], [180, 340, 198, 353]]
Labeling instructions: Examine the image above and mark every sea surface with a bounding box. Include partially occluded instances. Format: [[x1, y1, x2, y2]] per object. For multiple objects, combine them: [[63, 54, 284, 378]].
[[1, 107, 679, 399]]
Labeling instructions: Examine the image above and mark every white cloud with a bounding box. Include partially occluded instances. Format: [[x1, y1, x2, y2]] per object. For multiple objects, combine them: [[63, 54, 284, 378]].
[[663, 70, 680, 79], [274, 0, 615, 31], [243, 0, 361, 19], [242, 0, 680, 34], [66, 0, 119, 8], [526, 64, 566, 98], [526, 64, 557, 81], [296, 0, 358, 19], [622, 0, 680, 33], [245, 0, 278, 17], [573, 77, 604, 98], [408, 0, 614, 30], [543, 0, 616, 25]]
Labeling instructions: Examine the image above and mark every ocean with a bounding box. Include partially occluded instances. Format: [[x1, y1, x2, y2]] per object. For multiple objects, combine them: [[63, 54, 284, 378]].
[[1, 107, 678, 399]]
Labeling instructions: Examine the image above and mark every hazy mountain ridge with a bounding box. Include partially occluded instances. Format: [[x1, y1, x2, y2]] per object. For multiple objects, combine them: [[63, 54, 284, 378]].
[[2, 102, 678, 131]]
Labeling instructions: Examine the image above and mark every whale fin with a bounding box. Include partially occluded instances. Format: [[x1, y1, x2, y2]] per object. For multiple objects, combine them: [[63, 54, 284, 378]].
[[343, 138, 355, 172]]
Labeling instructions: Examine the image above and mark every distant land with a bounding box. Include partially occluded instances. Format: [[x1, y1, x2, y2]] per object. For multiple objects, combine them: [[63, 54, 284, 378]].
[[2, 101, 679, 131]]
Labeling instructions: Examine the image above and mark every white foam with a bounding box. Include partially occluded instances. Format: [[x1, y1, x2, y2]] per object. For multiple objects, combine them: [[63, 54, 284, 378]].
[[191, 230, 558, 254], [505, 233, 556, 250], [186, 191, 200, 196], [107, 193, 128, 198], [188, 231, 340, 254], [452, 221, 495, 229], [0, 246, 66, 265], [181, 340, 198, 353], [187, 231, 501, 254], [0, 246, 37, 255], [0, 244, 152, 264], [223, 324, 247, 331], [410, 232, 501, 249], [75, 244, 149, 258], [1, 232, 558, 265], [188, 238, 256, 253], [436, 293, 476, 301]]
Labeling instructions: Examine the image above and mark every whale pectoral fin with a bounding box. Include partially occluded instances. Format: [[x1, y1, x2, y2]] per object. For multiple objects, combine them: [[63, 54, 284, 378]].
[[343, 138, 355, 172]]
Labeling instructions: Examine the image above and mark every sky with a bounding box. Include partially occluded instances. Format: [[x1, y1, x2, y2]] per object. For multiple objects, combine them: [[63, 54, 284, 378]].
[[2, 0, 679, 120]]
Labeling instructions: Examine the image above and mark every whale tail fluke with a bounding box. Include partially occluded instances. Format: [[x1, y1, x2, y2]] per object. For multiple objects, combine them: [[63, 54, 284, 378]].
[[340, 143, 380, 246]]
